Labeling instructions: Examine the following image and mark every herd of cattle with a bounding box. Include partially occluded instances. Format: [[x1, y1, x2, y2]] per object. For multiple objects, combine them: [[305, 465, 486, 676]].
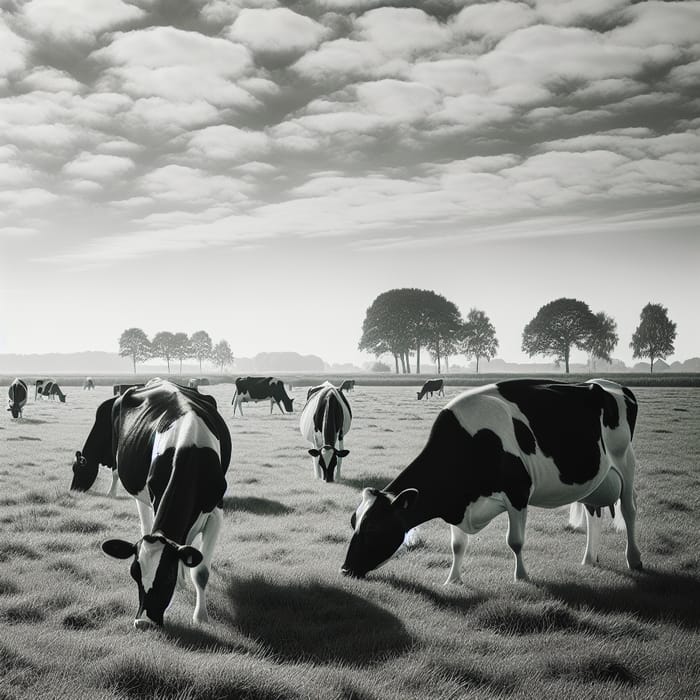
[[6, 373, 642, 629]]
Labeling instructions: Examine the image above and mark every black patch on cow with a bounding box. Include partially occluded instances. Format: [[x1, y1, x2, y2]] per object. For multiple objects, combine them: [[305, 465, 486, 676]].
[[622, 387, 638, 438], [387, 409, 533, 526], [496, 380, 607, 486], [512, 419, 536, 455], [417, 379, 443, 399]]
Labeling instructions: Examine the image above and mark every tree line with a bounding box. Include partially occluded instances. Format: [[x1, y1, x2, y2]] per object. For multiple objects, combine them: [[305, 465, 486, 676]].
[[359, 289, 677, 374], [118, 329, 234, 374]]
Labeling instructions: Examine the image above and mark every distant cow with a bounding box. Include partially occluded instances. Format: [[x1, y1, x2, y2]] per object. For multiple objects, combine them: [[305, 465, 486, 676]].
[[43, 381, 66, 402], [300, 381, 352, 483], [35, 379, 47, 400], [187, 378, 209, 389], [417, 378, 444, 400], [113, 383, 145, 396], [339, 380, 356, 392], [232, 377, 294, 415], [7, 378, 28, 419], [342, 379, 642, 583], [83, 377, 95, 390], [74, 379, 231, 628]]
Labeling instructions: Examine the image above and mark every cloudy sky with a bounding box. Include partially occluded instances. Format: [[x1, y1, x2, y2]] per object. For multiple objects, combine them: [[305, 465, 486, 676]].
[[1, 0, 698, 367]]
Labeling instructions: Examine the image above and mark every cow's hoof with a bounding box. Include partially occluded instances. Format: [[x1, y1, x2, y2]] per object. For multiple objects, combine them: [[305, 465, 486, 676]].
[[443, 577, 462, 586], [133, 618, 156, 630]]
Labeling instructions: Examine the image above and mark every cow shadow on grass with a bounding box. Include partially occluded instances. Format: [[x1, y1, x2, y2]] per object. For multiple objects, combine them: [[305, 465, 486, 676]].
[[217, 574, 414, 665], [160, 621, 252, 655], [222, 496, 294, 516], [14, 418, 52, 425], [542, 568, 700, 629], [381, 574, 489, 614], [340, 475, 390, 492]]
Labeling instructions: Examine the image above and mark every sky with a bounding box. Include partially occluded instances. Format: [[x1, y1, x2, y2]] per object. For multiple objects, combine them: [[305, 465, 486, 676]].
[[1, 0, 699, 368]]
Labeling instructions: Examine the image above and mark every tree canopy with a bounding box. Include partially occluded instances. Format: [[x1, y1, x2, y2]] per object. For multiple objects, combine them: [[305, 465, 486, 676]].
[[521, 298, 602, 374], [630, 303, 677, 373], [189, 330, 213, 371], [587, 312, 618, 367], [460, 308, 499, 373], [118, 328, 151, 374], [212, 339, 234, 373], [151, 331, 177, 373]]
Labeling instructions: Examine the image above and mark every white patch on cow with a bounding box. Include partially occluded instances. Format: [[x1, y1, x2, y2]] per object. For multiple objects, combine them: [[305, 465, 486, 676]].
[[152, 411, 220, 461], [138, 538, 165, 594]]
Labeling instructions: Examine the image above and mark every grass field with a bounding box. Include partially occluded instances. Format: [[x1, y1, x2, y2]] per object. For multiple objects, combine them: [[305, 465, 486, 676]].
[[1, 382, 699, 699]]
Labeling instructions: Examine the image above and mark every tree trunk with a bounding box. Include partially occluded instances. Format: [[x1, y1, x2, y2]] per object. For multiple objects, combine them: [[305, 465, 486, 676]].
[[416, 344, 421, 374], [179, 358, 183, 374], [406, 351, 411, 374], [132, 354, 136, 374], [167, 357, 170, 374], [199, 357, 202, 371], [650, 356, 655, 374], [564, 348, 570, 374], [394, 354, 399, 374], [437, 353, 441, 374], [476, 355, 480, 373], [445, 356, 449, 373]]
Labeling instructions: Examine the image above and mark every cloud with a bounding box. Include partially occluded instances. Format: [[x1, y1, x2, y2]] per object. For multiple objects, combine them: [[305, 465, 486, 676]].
[[93, 26, 255, 108], [19, 0, 144, 42], [533, 0, 630, 26], [610, 1, 700, 48], [452, 2, 535, 40], [0, 15, 30, 79], [228, 8, 329, 58], [186, 124, 270, 161], [20, 66, 84, 92], [0, 226, 39, 236], [0, 188, 60, 208], [127, 97, 221, 132], [62, 152, 135, 180]]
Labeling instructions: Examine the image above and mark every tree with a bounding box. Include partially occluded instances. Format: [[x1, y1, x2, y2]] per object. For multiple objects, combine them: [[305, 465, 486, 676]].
[[423, 293, 463, 374], [151, 331, 177, 373], [172, 332, 190, 374], [460, 308, 499, 373], [521, 298, 598, 374], [630, 302, 677, 373], [189, 330, 213, 371], [586, 312, 618, 370], [118, 328, 151, 374], [359, 290, 414, 374], [212, 340, 234, 374]]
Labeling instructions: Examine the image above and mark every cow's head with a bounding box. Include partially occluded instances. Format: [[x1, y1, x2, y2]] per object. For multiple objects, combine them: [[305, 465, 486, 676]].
[[341, 487, 418, 578], [282, 396, 294, 413], [102, 534, 202, 628], [7, 402, 20, 419], [58, 392, 66, 403], [309, 445, 349, 482], [416, 391, 423, 400], [70, 450, 99, 491]]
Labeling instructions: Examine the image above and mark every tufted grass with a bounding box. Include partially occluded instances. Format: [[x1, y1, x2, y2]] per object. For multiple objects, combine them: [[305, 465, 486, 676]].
[[0, 382, 698, 699]]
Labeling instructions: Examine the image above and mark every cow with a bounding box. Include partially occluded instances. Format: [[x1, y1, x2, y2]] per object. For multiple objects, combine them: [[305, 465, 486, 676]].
[[113, 383, 145, 396], [83, 377, 95, 390], [339, 379, 356, 392], [300, 381, 352, 483], [43, 381, 66, 402], [417, 378, 444, 400], [35, 379, 47, 400], [7, 378, 28, 419], [73, 379, 231, 629], [231, 377, 294, 416], [341, 378, 642, 583]]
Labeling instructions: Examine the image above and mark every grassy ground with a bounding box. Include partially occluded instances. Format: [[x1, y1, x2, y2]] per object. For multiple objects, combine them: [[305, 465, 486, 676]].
[[0, 383, 698, 699]]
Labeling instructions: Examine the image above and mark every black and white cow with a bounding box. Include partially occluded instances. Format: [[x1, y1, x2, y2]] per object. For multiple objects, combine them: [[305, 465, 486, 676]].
[[7, 378, 28, 419], [35, 379, 46, 400], [113, 383, 145, 396], [43, 381, 66, 402], [342, 378, 642, 582], [339, 379, 356, 392], [300, 381, 352, 483], [417, 378, 444, 400], [231, 376, 294, 416], [83, 377, 95, 390], [74, 379, 231, 628]]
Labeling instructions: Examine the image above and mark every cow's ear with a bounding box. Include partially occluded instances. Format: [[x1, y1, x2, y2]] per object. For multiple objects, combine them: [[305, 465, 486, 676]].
[[350, 511, 357, 529], [177, 546, 203, 568], [308, 448, 321, 457], [392, 488, 419, 511], [337, 449, 349, 458], [102, 539, 136, 559]]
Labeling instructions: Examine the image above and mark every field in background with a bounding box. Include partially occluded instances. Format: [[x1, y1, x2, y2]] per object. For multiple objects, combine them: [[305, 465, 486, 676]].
[[1, 383, 699, 699]]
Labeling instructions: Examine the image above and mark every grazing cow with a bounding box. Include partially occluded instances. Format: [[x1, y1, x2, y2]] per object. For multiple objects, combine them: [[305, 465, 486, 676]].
[[232, 376, 294, 415], [43, 381, 66, 402], [300, 381, 352, 483], [7, 379, 28, 419], [342, 378, 641, 583], [35, 379, 47, 400], [113, 383, 145, 396], [74, 379, 231, 628], [417, 378, 444, 400], [83, 377, 95, 390], [339, 379, 356, 392]]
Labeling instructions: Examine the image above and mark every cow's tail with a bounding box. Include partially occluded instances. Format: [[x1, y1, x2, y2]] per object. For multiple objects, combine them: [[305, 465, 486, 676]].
[[568, 502, 586, 531], [231, 387, 238, 406]]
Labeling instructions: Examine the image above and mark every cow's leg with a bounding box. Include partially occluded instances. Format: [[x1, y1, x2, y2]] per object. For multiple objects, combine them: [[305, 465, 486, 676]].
[[313, 455, 322, 480], [106, 468, 119, 498], [191, 507, 223, 624], [582, 507, 602, 566], [619, 448, 642, 570], [134, 496, 154, 536], [506, 507, 528, 581], [445, 525, 468, 585], [336, 437, 344, 481]]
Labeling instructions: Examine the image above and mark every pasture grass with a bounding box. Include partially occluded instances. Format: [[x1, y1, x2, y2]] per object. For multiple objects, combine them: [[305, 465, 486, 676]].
[[0, 383, 698, 699]]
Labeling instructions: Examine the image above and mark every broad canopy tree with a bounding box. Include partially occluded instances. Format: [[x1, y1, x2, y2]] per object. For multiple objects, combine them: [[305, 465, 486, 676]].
[[118, 328, 151, 374], [212, 339, 234, 374], [588, 312, 619, 369], [630, 303, 676, 373], [522, 298, 616, 374], [460, 308, 499, 373], [189, 330, 213, 371], [151, 331, 177, 374]]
